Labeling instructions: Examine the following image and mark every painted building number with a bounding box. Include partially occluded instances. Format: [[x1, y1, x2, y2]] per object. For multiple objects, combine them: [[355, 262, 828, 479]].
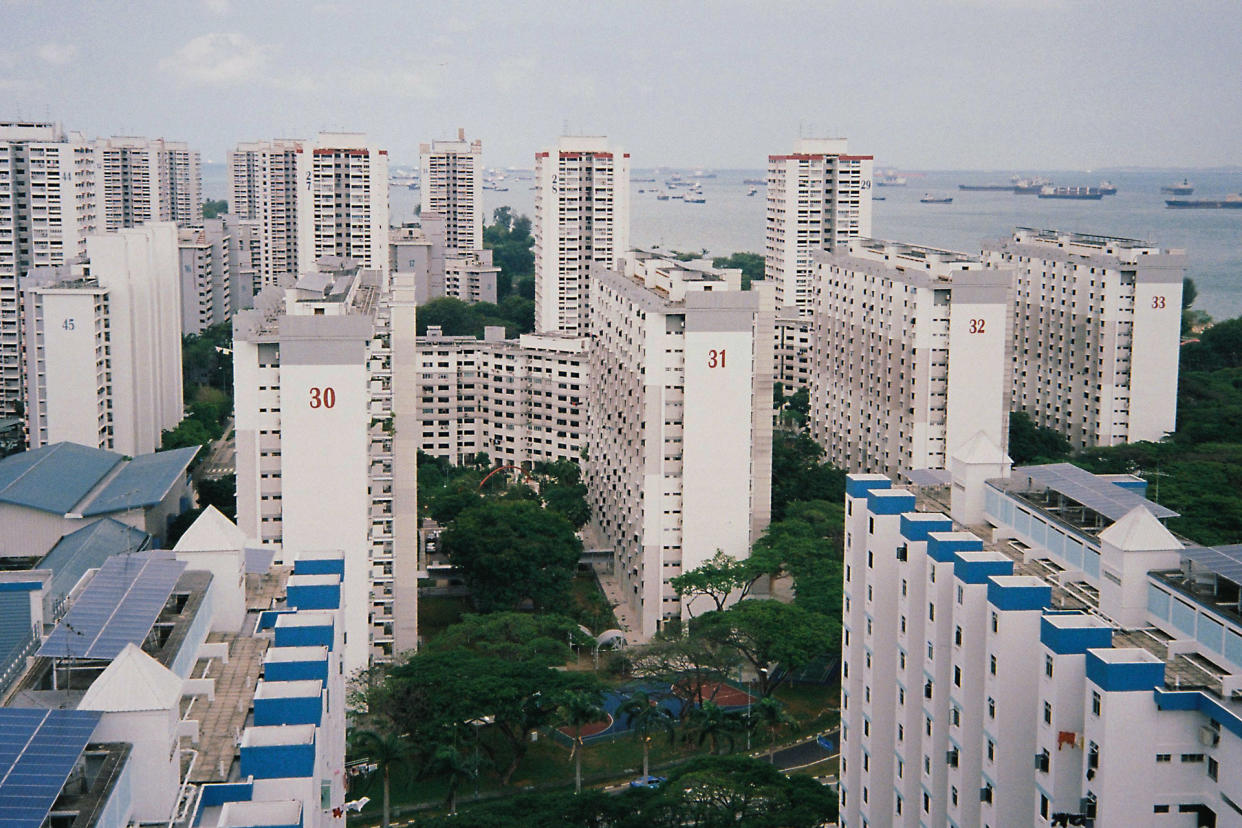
[[309, 386, 336, 409], [707, 349, 726, 368], [969, 319, 986, 334], [1152, 296, 1167, 309], [62, 318, 75, 331]]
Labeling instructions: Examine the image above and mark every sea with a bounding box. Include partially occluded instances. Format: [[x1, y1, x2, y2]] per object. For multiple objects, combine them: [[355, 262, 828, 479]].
[[204, 165, 1242, 319]]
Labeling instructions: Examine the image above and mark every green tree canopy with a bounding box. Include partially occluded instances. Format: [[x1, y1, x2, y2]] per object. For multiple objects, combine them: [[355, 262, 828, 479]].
[[425, 612, 588, 666], [1008, 410, 1073, 464], [441, 500, 583, 612], [693, 600, 838, 697], [770, 432, 847, 520], [669, 550, 762, 615], [711, 252, 765, 290]]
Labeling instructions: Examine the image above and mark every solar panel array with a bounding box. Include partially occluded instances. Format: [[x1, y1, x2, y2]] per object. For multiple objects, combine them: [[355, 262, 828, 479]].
[[1182, 546, 1242, 584], [1020, 463, 1179, 521], [37, 554, 186, 660], [0, 708, 101, 826]]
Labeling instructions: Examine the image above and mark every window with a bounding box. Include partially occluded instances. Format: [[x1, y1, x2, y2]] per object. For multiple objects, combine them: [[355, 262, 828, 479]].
[[951, 786, 958, 806], [901, 616, 907, 633], [957, 586, 964, 604], [954, 666, 962, 687], [988, 697, 996, 718], [1091, 691, 1101, 716], [987, 740, 994, 761], [923, 792, 930, 813], [1041, 794, 1049, 819], [898, 724, 904, 742], [926, 716, 932, 736], [929, 603, 935, 621], [896, 795, 903, 815], [928, 642, 934, 659], [1045, 654, 1053, 678], [1209, 757, 1219, 781], [1181, 753, 1205, 763], [1044, 701, 1052, 724], [991, 612, 998, 632], [955, 626, 962, 646], [1156, 753, 1171, 763], [863, 753, 869, 771], [989, 654, 997, 675], [868, 550, 874, 568], [1154, 805, 1170, 813]]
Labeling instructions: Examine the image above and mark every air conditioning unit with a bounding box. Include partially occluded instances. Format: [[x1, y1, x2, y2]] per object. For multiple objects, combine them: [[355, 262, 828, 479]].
[[1035, 751, 1050, 772], [896, 544, 908, 562], [946, 749, 959, 767], [1199, 725, 1220, 747], [980, 785, 993, 803]]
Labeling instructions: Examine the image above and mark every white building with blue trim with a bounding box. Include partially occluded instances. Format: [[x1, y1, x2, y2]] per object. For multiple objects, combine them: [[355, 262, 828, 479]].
[[841, 434, 1242, 828]]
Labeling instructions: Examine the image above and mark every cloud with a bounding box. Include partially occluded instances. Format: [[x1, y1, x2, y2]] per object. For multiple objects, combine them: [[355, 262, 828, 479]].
[[204, 0, 230, 13], [36, 42, 77, 65], [160, 33, 267, 85]]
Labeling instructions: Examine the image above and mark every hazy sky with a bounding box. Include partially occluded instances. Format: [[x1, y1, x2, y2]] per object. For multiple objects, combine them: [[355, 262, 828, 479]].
[[3, 0, 1239, 170]]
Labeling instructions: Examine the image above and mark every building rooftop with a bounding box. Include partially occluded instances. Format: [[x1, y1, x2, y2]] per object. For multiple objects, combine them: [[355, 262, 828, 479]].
[[78, 643, 182, 712], [0, 444, 124, 515], [993, 463, 1178, 535], [79, 446, 198, 517], [0, 707, 102, 826], [36, 519, 152, 617]]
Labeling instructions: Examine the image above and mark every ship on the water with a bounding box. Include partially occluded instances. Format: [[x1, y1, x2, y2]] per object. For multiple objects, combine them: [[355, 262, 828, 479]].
[[1098, 181, 1118, 195], [958, 183, 1013, 191], [1166, 194, 1242, 209], [1161, 179, 1195, 195], [876, 170, 908, 186], [1038, 186, 1104, 200], [743, 178, 765, 185], [919, 193, 953, 204], [1013, 176, 1052, 194]]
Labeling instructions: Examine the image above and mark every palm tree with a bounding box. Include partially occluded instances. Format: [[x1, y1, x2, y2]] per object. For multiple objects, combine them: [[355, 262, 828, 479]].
[[690, 701, 742, 755], [751, 697, 797, 762], [350, 729, 416, 828], [618, 690, 676, 781], [423, 741, 476, 816], [557, 689, 606, 793]]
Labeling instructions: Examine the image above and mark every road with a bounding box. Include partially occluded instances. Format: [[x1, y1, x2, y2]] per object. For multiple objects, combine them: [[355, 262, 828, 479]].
[[769, 729, 838, 771], [198, 419, 236, 480]]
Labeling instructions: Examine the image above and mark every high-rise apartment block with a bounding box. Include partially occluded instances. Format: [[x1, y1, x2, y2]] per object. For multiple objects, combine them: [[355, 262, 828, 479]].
[[420, 129, 483, 252], [766, 138, 873, 316], [296, 133, 389, 276], [984, 228, 1185, 449], [809, 239, 1012, 476], [417, 326, 586, 467], [228, 139, 301, 288], [534, 136, 630, 335], [21, 223, 183, 456], [586, 253, 773, 639], [233, 263, 417, 670], [842, 442, 1242, 828], [96, 135, 201, 230], [178, 219, 232, 335]]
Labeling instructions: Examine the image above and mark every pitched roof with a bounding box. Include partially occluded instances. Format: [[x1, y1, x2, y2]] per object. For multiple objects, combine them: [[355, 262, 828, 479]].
[[78, 642, 183, 712], [0, 443, 123, 514], [80, 446, 199, 516], [173, 505, 245, 552], [37, 519, 151, 613], [1098, 506, 1183, 552], [953, 430, 1011, 465]]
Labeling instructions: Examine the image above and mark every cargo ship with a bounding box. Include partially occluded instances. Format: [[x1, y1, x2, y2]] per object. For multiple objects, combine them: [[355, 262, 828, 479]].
[[919, 193, 953, 204], [1165, 194, 1242, 209], [958, 183, 1014, 191], [1013, 176, 1052, 194], [1161, 179, 1194, 195], [1098, 181, 1118, 195], [743, 178, 765, 185], [1038, 186, 1104, 200]]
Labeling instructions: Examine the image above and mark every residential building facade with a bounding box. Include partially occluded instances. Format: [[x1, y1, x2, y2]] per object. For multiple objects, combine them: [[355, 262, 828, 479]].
[[178, 219, 232, 334], [766, 138, 873, 316], [295, 133, 389, 276], [534, 136, 630, 335], [95, 135, 201, 230], [585, 253, 773, 640], [984, 228, 1185, 449], [809, 239, 1013, 476], [419, 129, 483, 252], [228, 138, 301, 289]]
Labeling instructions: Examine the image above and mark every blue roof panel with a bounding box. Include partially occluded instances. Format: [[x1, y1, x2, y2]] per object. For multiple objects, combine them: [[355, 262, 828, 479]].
[[0, 708, 101, 827], [37, 519, 152, 616], [81, 446, 198, 516], [37, 554, 187, 660], [0, 443, 123, 515]]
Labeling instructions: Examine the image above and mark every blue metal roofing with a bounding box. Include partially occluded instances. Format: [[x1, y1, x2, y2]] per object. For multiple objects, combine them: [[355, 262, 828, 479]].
[[37, 519, 152, 617], [0, 443, 123, 515], [37, 554, 187, 660], [0, 708, 101, 826], [1016, 463, 1179, 522], [80, 446, 198, 517]]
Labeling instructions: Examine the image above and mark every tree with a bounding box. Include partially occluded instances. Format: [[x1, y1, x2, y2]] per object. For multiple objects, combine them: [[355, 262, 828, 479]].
[[423, 740, 477, 816], [556, 688, 606, 793], [350, 729, 416, 828], [202, 198, 228, 219], [617, 690, 676, 780], [425, 612, 589, 667], [1184, 276, 1198, 309], [711, 252, 764, 290], [629, 635, 739, 725], [748, 501, 845, 618], [750, 697, 796, 762], [688, 700, 742, 755], [1008, 410, 1072, 464], [770, 432, 847, 520], [197, 474, 236, 520], [693, 600, 837, 697], [669, 550, 762, 616], [441, 500, 582, 612], [647, 755, 838, 827]]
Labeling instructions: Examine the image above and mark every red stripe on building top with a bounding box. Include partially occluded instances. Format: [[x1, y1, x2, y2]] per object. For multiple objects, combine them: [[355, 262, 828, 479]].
[[768, 153, 826, 162], [623, 153, 630, 158], [840, 155, 874, 161], [378, 149, 388, 155], [535, 151, 549, 159], [558, 151, 613, 160]]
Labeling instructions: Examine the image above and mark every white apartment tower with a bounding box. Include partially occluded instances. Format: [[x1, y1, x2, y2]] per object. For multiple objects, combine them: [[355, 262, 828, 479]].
[[233, 263, 418, 670], [417, 327, 586, 467], [177, 218, 232, 335], [228, 139, 302, 288], [586, 253, 773, 640], [0, 122, 97, 416], [419, 129, 483, 252], [295, 133, 390, 276], [21, 223, 183, 456], [842, 442, 1242, 828], [534, 136, 630, 336], [984, 228, 1185, 449], [95, 136, 201, 229], [809, 239, 1013, 476], [766, 138, 873, 316]]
